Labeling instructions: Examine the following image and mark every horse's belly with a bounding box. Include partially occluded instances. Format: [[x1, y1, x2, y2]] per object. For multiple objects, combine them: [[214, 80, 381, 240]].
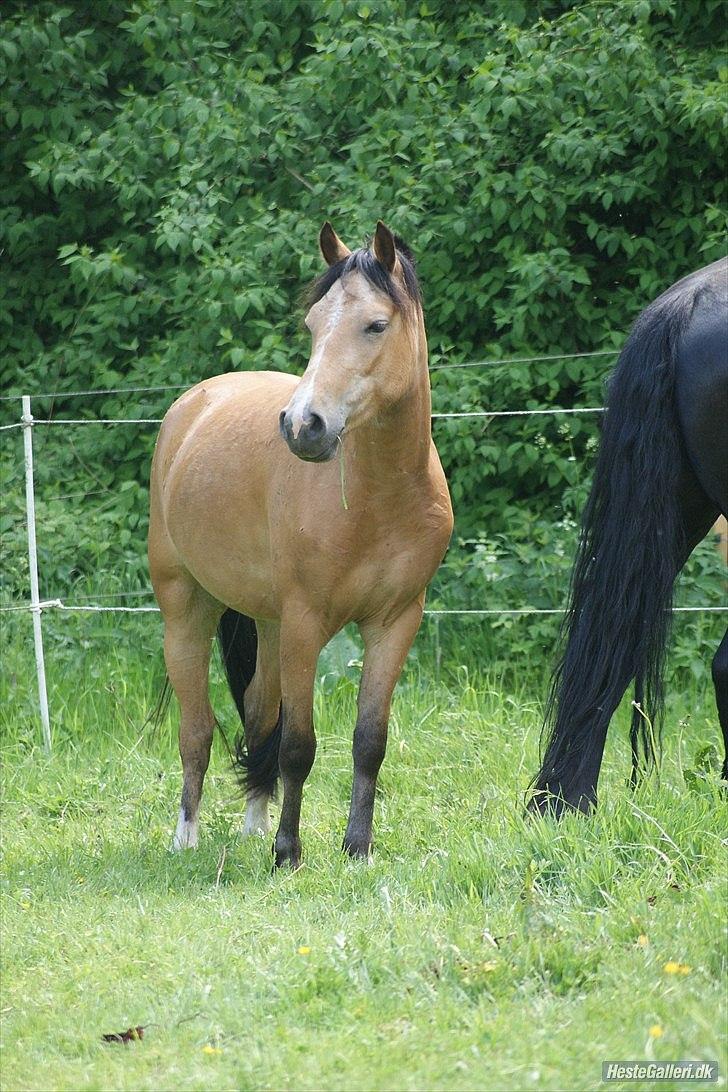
[[176, 535, 278, 618], [165, 477, 279, 617]]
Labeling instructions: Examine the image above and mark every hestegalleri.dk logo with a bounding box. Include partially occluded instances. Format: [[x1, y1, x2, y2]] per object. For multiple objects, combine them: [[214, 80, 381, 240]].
[[602, 1060, 719, 1082]]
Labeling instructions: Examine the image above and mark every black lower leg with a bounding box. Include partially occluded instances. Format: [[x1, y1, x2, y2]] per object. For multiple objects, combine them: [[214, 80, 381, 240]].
[[531, 713, 610, 818], [343, 716, 387, 857], [274, 713, 316, 869]]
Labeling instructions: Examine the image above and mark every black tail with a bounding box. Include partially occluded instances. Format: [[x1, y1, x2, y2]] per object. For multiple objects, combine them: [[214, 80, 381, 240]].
[[217, 608, 281, 798], [531, 289, 696, 812]]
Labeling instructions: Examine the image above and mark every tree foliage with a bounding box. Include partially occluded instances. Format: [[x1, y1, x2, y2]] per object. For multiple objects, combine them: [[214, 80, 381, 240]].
[[1, 0, 725, 637]]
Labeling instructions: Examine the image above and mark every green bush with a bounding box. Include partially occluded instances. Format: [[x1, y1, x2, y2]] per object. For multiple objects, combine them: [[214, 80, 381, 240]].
[[1, 0, 725, 670]]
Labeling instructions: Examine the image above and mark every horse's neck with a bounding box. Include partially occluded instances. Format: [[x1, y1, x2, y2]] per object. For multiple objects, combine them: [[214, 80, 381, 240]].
[[350, 324, 432, 482]]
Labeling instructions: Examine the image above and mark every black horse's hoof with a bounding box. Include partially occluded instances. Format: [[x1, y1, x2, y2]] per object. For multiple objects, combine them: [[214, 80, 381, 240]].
[[527, 789, 565, 819], [527, 788, 594, 819]]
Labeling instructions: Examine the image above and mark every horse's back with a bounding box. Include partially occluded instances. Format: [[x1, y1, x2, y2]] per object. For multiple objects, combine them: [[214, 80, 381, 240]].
[[156, 371, 296, 455], [154, 369, 296, 476], [626, 258, 727, 517], [653, 255, 726, 305]]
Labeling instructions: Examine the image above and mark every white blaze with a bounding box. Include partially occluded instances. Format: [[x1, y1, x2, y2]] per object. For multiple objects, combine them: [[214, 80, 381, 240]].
[[288, 286, 347, 436]]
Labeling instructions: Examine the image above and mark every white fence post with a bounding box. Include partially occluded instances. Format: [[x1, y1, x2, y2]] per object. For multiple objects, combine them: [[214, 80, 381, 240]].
[[21, 395, 51, 753]]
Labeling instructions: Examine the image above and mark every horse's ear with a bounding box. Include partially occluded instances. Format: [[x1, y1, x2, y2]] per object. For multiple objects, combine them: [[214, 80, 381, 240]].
[[320, 222, 351, 266], [372, 221, 397, 273]]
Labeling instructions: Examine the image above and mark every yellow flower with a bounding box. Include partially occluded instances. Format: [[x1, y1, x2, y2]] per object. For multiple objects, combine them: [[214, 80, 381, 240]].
[[663, 961, 691, 975], [202, 1045, 222, 1055], [297, 945, 311, 956], [637, 934, 649, 947], [648, 1025, 663, 1038]]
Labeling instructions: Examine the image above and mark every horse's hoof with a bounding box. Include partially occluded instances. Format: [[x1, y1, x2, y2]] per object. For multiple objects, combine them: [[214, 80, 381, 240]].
[[243, 823, 271, 839], [272, 838, 301, 870], [172, 811, 199, 849], [526, 790, 563, 819], [170, 837, 197, 852], [272, 852, 301, 870], [342, 835, 372, 860], [526, 788, 594, 819]]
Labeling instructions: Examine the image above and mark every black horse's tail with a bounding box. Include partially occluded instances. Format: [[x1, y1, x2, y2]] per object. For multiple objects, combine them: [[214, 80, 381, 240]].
[[217, 608, 282, 797], [531, 290, 695, 813]]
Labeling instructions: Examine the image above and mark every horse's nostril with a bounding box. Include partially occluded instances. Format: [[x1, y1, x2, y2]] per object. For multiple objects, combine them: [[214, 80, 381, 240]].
[[305, 412, 326, 439], [281, 405, 331, 456]]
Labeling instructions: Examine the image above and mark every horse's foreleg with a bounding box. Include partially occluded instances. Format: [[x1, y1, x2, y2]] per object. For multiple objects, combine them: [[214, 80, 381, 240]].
[[159, 578, 222, 850], [242, 620, 281, 837], [273, 609, 324, 868], [344, 597, 424, 858]]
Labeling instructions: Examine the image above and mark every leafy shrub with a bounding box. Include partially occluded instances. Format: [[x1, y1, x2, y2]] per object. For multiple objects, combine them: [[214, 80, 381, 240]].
[[1, 0, 725, 675]]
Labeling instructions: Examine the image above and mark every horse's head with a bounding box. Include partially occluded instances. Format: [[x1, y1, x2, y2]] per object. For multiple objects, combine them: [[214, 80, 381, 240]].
[[279, 221, 423, 462]]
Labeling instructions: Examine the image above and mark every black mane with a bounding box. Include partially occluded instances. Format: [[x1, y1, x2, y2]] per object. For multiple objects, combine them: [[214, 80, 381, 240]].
[[306, 235, 421, 310]]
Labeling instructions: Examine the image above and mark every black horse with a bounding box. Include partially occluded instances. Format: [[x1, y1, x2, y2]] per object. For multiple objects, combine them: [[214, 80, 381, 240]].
[[531, 258, 727, 816]]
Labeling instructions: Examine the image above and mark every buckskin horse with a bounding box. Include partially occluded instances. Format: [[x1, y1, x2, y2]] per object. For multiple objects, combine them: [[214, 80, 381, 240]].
[[149, 221, 453, 866], [530, 258, 728, 815]]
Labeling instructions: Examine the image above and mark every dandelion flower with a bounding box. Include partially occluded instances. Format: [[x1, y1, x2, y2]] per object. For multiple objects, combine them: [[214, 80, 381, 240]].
[[648, 1025, 663, 1038], [202, 1045, 222, 1055], [663, 961, 691, 975], [637, 935, 649, 947], [298, 945, 311, 956]]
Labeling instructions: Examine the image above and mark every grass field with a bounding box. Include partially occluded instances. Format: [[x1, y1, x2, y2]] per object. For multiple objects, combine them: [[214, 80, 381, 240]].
[[1, 623, 726, 1091]]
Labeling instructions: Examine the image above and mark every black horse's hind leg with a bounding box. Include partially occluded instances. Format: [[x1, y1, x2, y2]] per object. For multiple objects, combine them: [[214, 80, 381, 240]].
[[343, 598, 424, 858], [535, 471, 718, 819], [712, 628, 728, 781], [533, 261, 727, 818], [675, 297, 728, 781], [532, 706, 609, 818]]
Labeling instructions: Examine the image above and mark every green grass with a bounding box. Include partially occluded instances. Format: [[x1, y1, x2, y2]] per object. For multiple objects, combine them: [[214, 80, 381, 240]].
[[1, 627, 726, 1091]]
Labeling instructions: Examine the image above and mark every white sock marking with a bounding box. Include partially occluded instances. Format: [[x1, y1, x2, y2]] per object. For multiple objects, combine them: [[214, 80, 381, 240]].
[[172, 807, 199, 850], [243, 794, 271, 836]]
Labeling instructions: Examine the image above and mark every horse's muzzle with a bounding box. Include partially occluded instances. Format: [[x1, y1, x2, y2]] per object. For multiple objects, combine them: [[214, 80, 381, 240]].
[[279, 408, 338, 463]]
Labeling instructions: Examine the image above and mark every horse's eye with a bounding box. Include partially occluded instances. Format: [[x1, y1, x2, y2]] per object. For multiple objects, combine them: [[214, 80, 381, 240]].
[[365, 320, 388, 335]]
